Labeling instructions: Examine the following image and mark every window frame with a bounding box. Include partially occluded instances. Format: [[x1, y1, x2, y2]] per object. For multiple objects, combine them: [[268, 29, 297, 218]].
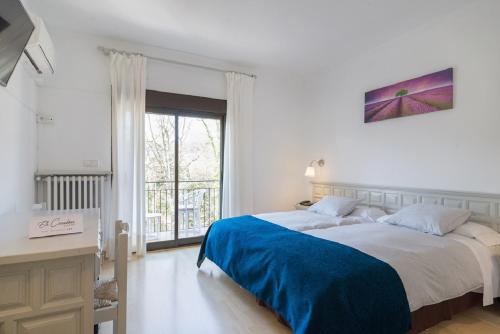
[[145, 90, 226, 251]]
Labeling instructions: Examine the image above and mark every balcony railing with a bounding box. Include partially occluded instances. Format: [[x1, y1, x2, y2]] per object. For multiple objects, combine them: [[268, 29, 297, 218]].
[[145, 180, 220, 241]]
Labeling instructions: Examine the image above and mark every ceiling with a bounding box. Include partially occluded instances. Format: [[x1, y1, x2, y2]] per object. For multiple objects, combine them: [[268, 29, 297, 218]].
[[23, 0, 475, 74]]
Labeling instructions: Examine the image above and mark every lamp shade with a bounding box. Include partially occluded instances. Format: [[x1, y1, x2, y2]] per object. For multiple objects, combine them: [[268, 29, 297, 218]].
[[304, 166, 315, 178]]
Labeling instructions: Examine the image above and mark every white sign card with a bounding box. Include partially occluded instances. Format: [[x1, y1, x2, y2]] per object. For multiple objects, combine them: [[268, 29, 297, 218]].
[[29, 213, 84, 238]]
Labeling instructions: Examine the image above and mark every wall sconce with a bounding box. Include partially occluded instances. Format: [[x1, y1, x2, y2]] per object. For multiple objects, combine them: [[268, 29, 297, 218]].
[[304, 159, 325, 178]]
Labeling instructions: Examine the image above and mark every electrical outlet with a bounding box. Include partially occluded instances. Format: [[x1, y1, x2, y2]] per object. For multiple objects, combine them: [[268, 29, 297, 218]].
[[83, 160, 100, 168], [37, 114, 55, 124]]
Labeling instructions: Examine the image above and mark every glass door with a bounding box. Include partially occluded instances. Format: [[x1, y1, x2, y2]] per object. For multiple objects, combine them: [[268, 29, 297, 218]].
[[145, 110, 223, 250], [178, 116, 221, 240], [145, 113, 176, 244]]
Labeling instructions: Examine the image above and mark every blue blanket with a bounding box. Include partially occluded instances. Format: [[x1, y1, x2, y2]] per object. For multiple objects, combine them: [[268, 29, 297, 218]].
[[198, 215, 411, 334]]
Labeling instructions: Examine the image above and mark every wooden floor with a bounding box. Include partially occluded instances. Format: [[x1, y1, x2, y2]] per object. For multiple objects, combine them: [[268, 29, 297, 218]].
[[99, 245, 500, 334]]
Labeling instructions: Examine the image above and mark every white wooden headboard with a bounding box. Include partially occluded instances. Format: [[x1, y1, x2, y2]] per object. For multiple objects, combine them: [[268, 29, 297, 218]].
[[312, 182, 500, 231]]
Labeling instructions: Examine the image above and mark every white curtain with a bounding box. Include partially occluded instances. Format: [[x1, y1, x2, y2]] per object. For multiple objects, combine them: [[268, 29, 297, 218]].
[[110, 52, 147, 256], [222, 72, 256, 218]]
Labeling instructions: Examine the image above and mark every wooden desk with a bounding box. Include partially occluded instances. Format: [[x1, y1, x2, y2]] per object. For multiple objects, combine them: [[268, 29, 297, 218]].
[[0, 210, 100, 334]]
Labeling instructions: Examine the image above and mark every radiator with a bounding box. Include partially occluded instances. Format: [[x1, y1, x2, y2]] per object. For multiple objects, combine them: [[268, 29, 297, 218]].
[[36, 173, 110, 211]]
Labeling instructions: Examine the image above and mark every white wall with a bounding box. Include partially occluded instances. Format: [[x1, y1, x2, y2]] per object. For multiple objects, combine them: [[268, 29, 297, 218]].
[[37, 29, 309, 213], [253, 70, 310, 212], [0, 61, 38, 215], [307, 0, 500, 194]]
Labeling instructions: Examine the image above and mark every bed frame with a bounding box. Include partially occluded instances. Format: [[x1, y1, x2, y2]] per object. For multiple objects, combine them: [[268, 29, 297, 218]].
[[312, 182, 500, 231], [258, 292, 483, 333], [306, 181, 500, 332]]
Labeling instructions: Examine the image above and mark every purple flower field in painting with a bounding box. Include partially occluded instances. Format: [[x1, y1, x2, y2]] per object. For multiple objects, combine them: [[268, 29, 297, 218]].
[[364, 68, 453, 123]]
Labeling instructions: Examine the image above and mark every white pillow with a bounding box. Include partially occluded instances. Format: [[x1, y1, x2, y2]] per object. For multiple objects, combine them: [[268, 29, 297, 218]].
[[453, 222, 500, 247], [376, 214, 393, 223], [350, 206, 386, 222], [384, 204, 471, 236], [308, 196, 361, 217]]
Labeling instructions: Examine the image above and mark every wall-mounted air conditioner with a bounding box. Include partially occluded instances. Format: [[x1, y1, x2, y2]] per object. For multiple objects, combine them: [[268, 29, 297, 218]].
[[23, 16, 55, 79]]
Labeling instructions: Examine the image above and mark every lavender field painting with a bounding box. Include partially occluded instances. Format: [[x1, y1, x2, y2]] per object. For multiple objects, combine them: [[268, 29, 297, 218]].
[[364, 68, 453, 123]]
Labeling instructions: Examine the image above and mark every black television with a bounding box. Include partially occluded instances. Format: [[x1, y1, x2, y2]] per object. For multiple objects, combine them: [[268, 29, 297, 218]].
[[0, 0, 34, 87]]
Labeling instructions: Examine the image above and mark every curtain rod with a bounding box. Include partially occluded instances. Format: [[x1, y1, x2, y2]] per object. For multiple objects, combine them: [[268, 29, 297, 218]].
[[97, 46, 257, 79]]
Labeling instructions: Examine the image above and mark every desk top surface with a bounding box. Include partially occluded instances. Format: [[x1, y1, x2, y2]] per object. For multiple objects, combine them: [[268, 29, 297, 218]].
[[0, 209, 100, 266]]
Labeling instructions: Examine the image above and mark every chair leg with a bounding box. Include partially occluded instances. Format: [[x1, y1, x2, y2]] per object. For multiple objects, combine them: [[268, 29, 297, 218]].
[[94, 324, 99, 334], [113, 320, 118, 334]]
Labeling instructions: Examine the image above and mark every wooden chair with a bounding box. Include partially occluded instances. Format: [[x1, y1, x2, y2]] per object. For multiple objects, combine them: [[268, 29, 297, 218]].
[[94, 220, 128, 334], [179, 188, 207, 231]]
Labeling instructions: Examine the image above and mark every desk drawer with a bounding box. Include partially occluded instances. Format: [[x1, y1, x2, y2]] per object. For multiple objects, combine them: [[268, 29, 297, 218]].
[[0, 255, 94, 334], [41, 261, 84, 308], [0, 268, 32, 317], [17, 311, 81, 334]]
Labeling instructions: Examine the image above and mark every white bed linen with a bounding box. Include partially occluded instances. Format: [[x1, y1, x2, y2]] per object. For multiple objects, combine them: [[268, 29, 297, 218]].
[[254, 210, 373, 232], [445, 232, 500, 305], [305, 223, 495, 311]]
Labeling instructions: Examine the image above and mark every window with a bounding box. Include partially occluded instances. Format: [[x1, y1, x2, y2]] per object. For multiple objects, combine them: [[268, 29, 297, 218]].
[[144, 90, 226, 250]]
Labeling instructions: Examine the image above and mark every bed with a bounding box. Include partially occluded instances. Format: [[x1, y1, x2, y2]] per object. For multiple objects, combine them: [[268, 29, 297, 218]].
[[197, 183, 500, 333]]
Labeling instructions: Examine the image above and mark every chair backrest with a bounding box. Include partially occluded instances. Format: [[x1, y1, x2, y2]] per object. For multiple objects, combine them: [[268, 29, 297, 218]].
[[114, 220, 129, 283], [192, 188, 207, 208], [180, 188, 207, 209], [114, 220, 128, 334]]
